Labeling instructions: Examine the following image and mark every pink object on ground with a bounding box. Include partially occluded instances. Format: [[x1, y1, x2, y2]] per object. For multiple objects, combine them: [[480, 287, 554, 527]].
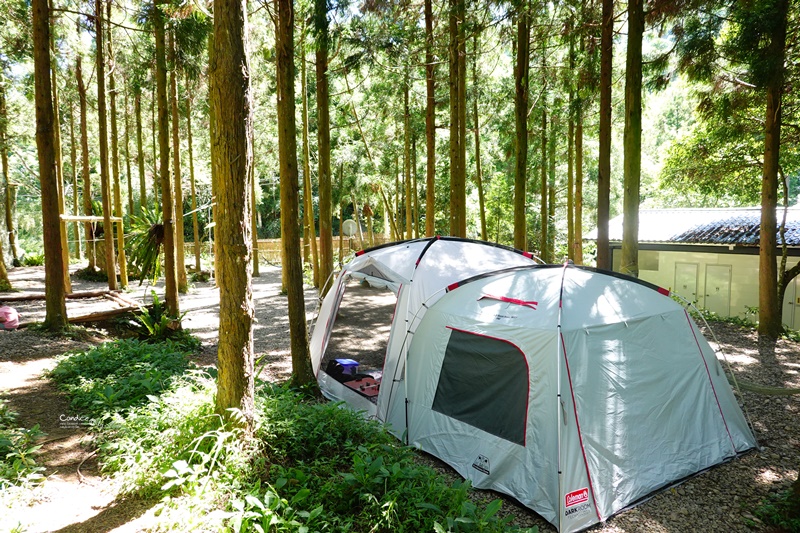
[[0, 306, 19, 330]]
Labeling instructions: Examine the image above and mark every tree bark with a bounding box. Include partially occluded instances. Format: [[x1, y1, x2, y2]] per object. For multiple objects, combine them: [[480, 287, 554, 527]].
[[567, 21, 575, 261], [758, 0, 788, 339], [135, 91, 146, 210], [425, 0, 436, 237], [448, 0, 466, 238], [300, 38, 319, 287], [212, 0, 256, 424], [154, 1, 178, 316], [124, 86, 134, 218], [275, 0, 315, 386], [95, 0, 117, 290], [596, 0, 613, 270], [187, 89, 201, 272], [621, 0, 643, 278], [316, 0, 334, 296], [32, 0, 68, 329], [169, 33, 187, 292], [76, 55, 95, 269], [0, 80, 18, 276], [539, 105, 548, 260], [513, 5, 529, 251], [68, 100, 81, 259], [574, 102, 584, 265], [48, 5, 72, 294], [107, 0, 128, 288], [472, 34, 487, 241], [404, 73, 413, 239]]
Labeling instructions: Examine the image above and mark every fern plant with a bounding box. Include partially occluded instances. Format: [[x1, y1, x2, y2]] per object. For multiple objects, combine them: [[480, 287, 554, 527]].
[[128, 206, 164, 284]]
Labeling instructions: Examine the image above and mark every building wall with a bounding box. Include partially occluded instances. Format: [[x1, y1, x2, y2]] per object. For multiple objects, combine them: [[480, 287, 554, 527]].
[[611, 246, 800, 330]]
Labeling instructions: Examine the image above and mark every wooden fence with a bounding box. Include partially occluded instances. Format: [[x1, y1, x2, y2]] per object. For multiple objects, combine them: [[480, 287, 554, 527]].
[[184, 235, 391, 264]]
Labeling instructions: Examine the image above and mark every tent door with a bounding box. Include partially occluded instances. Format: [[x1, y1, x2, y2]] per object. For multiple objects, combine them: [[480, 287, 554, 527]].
[[704, 264, 731, 317]]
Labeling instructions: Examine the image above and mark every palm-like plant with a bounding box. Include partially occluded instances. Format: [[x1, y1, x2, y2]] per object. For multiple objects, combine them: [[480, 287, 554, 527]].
[[127, 206, 164, 284]]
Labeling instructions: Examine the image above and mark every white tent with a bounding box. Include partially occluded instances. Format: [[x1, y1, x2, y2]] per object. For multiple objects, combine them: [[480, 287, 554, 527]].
[[310, 238, 757, 532]]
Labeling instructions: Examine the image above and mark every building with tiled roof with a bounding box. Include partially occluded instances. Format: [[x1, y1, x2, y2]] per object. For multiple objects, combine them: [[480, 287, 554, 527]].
[[588, 208, 800, 329]]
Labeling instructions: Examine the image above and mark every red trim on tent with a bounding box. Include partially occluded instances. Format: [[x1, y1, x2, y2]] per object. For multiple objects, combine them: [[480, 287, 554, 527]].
[[355, 249, 366, 257], [684, 310, 737, 452], [446, 282, 460, 292], [445, 326, 530, 447], [478, 294, 538, 310], [560, 331, 603, 523], [657, 287, 670, 296], [522, 251, 533, 259]]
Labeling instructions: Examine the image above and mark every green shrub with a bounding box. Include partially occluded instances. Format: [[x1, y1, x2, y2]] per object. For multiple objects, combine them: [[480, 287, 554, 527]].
[[21, 253, 44, 267], [753, 490, 800, 532], [0, 400, 45, 489], [48, 338, 194, 417]]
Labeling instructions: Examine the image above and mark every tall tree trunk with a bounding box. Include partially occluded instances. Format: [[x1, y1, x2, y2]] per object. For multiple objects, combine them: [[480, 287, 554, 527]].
[[404, 73, 412, 239], [155, 1, 178, 316], [107, 0, 128, 288], [49, 3, 72, 294], [548, 111, 556, 262], [0, 80, 20, 268], [250, 133, 260, 277], [212, 0, 256, 424], [151, 83, 159, 204], [316, 0, 334, 296], [513, 4, 529, 250], [758, 0, 788, 339], [424, 0, 436, 237], [96, 0, 117, 290], [170, 33, 187, 292], [597, 0, 613, 270], [448, 0, 466, 238], [413, 134, 420, 238], [135, 91, 146, 210], [567, 21, 575, 261], [77, 55, 95, 269], [539, 105, 548, 260], [0, 83, 8, 288], [472, 34, 487, 241], [124, 86, 134, 217], [68, 101, 81, 259], [32, 0, 68, 329], [300, 37, 319, 287], [187, 89, 201, 271], [620, 0, 643, 278], [394, 154, 401, 239], [208, 31, 219, 283], [574, 102, 584, 264]]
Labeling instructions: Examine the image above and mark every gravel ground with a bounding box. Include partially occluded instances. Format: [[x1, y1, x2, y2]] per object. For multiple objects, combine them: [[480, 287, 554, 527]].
[[1, 265, 798, 532]]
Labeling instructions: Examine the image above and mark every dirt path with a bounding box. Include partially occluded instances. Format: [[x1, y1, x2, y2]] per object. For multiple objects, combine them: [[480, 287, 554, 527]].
[[0, 264, 316, 533]]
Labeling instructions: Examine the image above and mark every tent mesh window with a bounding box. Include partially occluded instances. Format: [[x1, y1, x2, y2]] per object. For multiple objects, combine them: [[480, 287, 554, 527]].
[[432, 328, 528, 445]]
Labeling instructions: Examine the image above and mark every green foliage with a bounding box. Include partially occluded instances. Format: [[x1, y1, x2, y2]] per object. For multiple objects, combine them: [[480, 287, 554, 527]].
[[21, 253, 44, 266], [752, 489, 800, 532], [136, 291, 199, 349], [127, 206, 164, 285], [226, 386, 538, 533], [48, 338, 194, 417], [0, 400, 45, 488]]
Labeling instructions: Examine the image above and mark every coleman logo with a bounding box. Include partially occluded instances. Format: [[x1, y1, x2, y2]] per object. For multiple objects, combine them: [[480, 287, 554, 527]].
[[471, 455, 490, 475], [565, 488, 589, 508]]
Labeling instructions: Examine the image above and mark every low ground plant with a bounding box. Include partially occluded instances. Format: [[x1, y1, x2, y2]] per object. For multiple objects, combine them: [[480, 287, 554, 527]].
[[48, 338, 194, 417], [0, 400, 45, 489], [51, 338, 536, 532]]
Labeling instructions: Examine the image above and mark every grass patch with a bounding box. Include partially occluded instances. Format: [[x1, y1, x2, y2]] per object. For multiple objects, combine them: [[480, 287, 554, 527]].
[[753, 489, 800, 532], [51, 339, 537, 532], [48, 338, 194, 417]]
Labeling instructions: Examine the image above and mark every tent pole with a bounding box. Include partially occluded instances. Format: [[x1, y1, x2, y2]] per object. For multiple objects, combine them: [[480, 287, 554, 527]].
[[556, 261, 569, 532]]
